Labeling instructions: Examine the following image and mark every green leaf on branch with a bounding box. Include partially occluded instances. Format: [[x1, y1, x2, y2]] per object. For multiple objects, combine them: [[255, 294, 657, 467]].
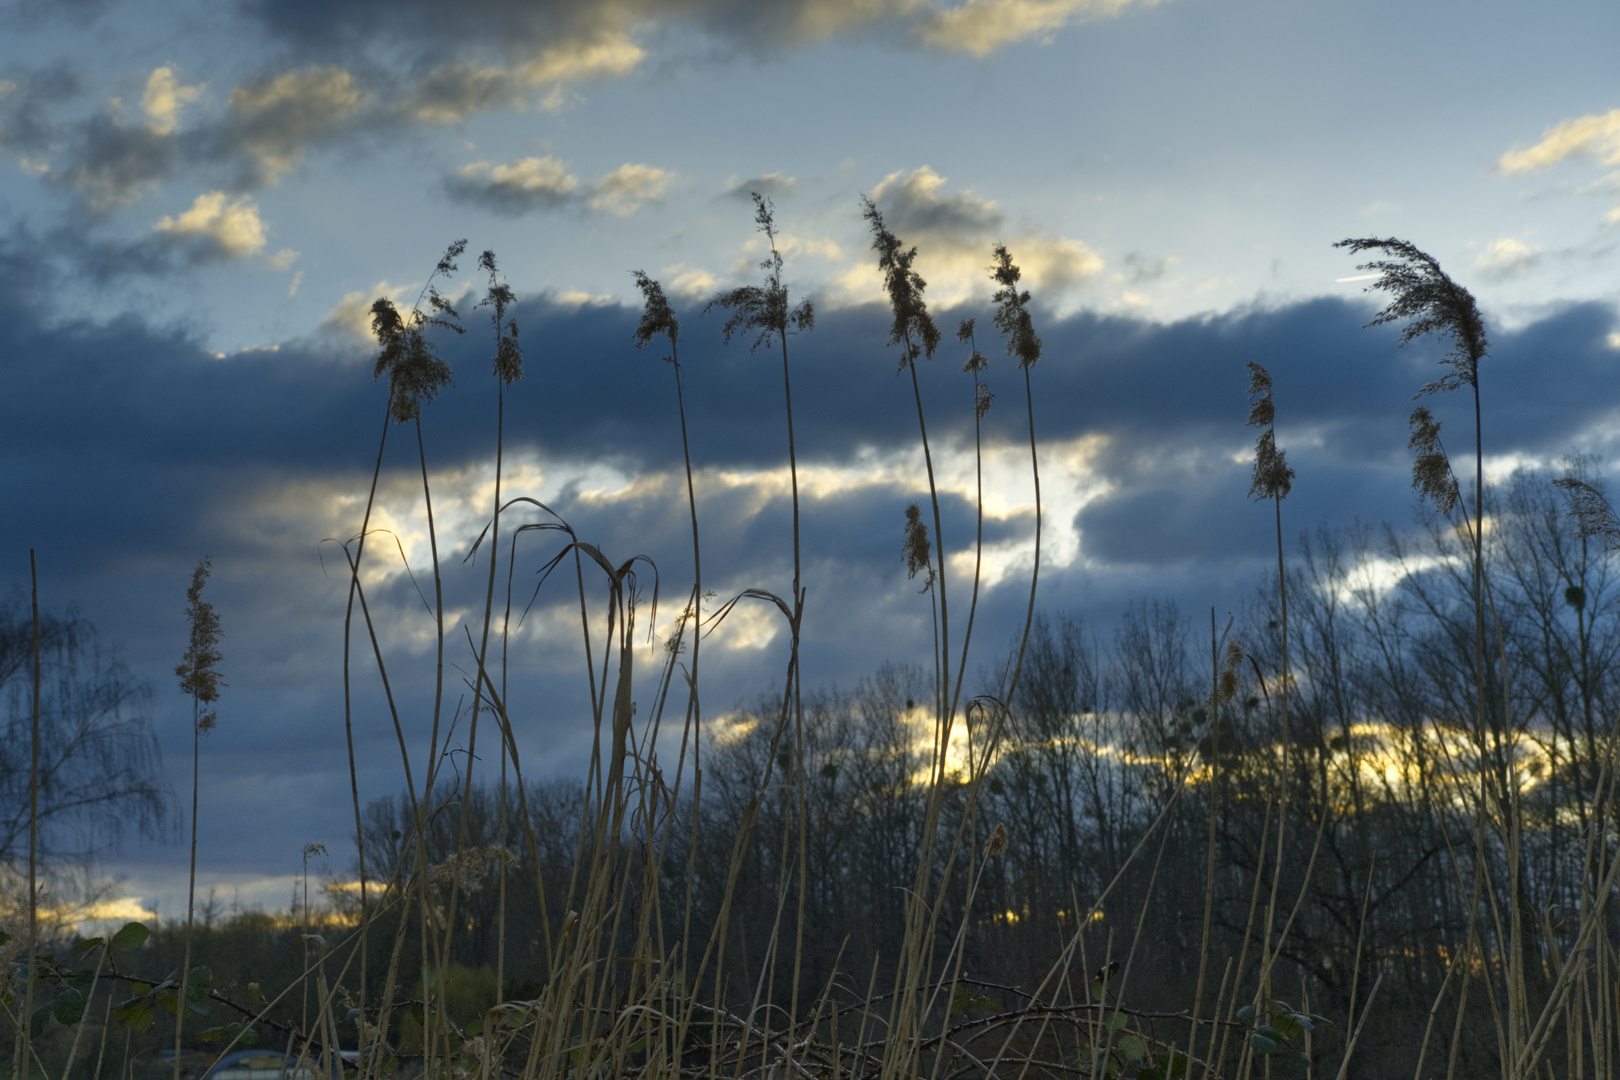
[[1146, 1049, 1198, 1075], [111, 923, 150, 952], [1108, 1011, 1128, 1032], [115, 997, 156, 1031], [53, 987, 86, 1026], [1117, 1034, 1146, 1062], [186, 966, 214, 1016], [72, 936, 106, 958], [30, 1004, 52, 1039], [1249, 1032, 1278, 1055]]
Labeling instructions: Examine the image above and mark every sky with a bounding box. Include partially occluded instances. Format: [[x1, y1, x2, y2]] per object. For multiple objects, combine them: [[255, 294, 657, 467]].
[[2, 0, 1619, 922]]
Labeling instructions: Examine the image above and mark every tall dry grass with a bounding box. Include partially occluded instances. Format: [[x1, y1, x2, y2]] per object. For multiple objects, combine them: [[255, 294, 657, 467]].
[[8, 224, 1620, 1080]]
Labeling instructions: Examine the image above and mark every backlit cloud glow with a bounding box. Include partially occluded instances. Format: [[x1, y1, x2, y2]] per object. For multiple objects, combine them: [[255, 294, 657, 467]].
[[153, 192, 268, 259], [917, 0, 1168, 55], [141, 67, 203, 135]]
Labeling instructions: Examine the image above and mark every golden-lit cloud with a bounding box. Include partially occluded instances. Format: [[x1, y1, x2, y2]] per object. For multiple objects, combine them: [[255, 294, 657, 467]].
[[520, 34, 647, 85], [228, 66, 366, 181], [1498, 108, 1620, 174], [320, 281, 403, 339], [1499, 109, 1620, 226], [1475, 236, 1540, 277], [450, 155, 581, 213], [406, 34, 645, 124], [916, 0, 1168, 56], [141, 66, 203, 135], [848, 166, 1102, 304], [80, 896, 159, 923], [665, 263, 720, 298], [588, 163, 671, 215], [448, 156, 670, 216], [153, 191, 268, 259]]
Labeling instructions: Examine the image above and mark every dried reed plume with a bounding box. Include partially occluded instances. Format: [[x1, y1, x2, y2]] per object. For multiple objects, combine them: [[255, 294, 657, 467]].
[[175, 555, 224, 1080]]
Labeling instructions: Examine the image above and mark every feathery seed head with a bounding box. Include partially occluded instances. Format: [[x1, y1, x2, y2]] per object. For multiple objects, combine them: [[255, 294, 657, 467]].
[[1245, 361, 1275, 428], [1335, 237, 1487, 395], [984, 823, 1008, 857], [428, 845, 516, 894], [1244, 360, 1272, 399], [478, 250, 523, 386], [958, 318, 989, 375], [632, 270, 680, 360], [1408, 406, 1461, 515], [1554, 476, 1620, 550], [1212, 641, 1243, 708], [705, 193, 813, 351], [177, 556, 225, 727], [436, 239, 467, 277], [1248, 395, 1274, 429], [990, 244, 1041, 368], [903, 503, 934, 590], [1245, 363, 1292, 501], [1250, 430, 1294, 502], [372, 303, 454, 423], [974, 382, 994, 419], [862, 197, 941, 369], [372, 241, 466, 422]]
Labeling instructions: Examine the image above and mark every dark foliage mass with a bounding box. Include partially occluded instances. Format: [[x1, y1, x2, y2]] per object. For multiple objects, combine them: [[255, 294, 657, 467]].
[[0, 601, 171, 865], [136, 464, 1598, 1080]]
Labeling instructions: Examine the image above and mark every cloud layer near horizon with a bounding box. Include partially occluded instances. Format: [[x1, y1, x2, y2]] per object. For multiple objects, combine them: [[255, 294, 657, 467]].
[[3, 229, 1617, 908]]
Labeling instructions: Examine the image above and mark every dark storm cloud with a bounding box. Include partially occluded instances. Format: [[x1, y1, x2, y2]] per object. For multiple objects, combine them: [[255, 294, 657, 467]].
[[445, 161, 580, 215], [724, 174, 797, 201], [219, 65, 370, 187], [25, 61, 369, 217], [6, 254, 1615, 580], [0, 61, 79, 153], [247, 0, 918, 57], [9, 280, 1593, 578], [47, 113, 178, 209], [6, 246, 1618, 879], [870, 168, 1004, 240]]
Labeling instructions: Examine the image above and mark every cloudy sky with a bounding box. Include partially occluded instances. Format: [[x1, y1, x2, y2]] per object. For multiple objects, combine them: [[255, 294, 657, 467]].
[[3, 0, 1619, 919]]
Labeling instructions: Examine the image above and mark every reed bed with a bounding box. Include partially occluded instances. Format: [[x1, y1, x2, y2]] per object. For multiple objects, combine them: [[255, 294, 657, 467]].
[[4, 219, 1619, 1080]]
